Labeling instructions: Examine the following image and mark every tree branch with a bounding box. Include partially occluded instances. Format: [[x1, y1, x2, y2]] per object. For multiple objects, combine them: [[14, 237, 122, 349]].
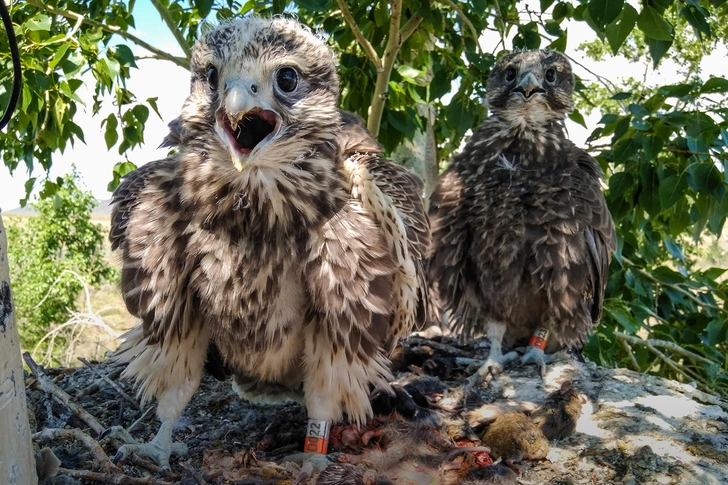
[[400, 14, 423, 44], [368, 0, 405, 136], [24, 0, 190, 70], [621, 257, 726, 315], [334, 0, 381, 67], [150, 0, 192, 60], [437, 0, 482, 53]]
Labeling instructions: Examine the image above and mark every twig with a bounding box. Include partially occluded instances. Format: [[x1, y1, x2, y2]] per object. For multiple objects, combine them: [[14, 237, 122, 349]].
[[150, 0, 192, 59], [334, 0, 381, 67], [437, 0, 482, 53], [621, 257, 726, 315], [400, 14, 423, 44], [614, 333, 713, 390], [129, 405, 156, 434], [619, 338, 641, 372], [615, 332, 715, 367], [406, 336, 469, 356], [79, 357, 140, 410], [180, 461, 209, 485], [33, 428, 114, 471], [55, 467, 176, 485], [79, 365, 124, 395], [24, 0, 190, 70], [23, 352, 106, 436]]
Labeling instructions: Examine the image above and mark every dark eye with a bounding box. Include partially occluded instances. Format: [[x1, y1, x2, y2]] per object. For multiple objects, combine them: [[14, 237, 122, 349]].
[[505, 67, 517, 82], [545, 68, 557, 83], [277, 67, 298, 93], [206, 65, 218, 91]]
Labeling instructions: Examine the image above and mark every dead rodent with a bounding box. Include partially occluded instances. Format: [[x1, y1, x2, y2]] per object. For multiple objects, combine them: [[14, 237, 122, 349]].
[[531, 380, 587, 440], [480, 411, 549, 466]]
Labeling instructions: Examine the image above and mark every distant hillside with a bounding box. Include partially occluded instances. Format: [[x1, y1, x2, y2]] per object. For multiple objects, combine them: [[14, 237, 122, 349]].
[[4, 199, 112, 218]]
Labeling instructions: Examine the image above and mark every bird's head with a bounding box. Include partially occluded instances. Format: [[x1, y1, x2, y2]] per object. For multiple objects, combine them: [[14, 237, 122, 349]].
[[183, 16, 341, 172], [486, 49, 574, 128]]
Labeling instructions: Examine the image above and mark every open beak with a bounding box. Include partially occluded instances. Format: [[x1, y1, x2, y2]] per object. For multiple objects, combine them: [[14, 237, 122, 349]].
[[215, 83, 281, 171], [511, 71, 545, 99]]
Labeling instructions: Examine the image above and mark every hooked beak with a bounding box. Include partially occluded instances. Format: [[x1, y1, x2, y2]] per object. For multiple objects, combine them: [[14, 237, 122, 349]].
[[215, 82, 281, 172], [511, 71, 545, 99]]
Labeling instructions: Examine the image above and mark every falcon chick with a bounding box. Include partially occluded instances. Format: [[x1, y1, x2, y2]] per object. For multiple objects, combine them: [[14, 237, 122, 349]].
[[110, 16, 429, 466], [428, 49, 615, 380]]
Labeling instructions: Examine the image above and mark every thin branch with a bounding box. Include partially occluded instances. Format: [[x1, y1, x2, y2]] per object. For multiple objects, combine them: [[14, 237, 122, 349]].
[[33, 428, 114, 471], [367, 0, 405, 136], [619, 338, 641, 372], [615, 333, 713, 390], [150, 0, 192, 59], [615, 332, 715, 368], [24, 0, 190, 70], [334, 0, 381, 67], [621, 257, 726, 315], [400, 14, 423, 44], [437, 0, 482, 53], [23, 352, 106, 436], [78, 357, 140, 410], [55, 468, 175, 485]]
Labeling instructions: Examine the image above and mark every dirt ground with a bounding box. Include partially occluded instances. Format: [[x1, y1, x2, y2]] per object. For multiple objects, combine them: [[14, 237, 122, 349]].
[[24, 334, 728, 485]]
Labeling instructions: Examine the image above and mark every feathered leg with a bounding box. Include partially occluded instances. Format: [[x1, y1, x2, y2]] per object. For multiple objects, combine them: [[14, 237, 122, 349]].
[[472, 320, 518, 382], [109, 325, 210, 467]]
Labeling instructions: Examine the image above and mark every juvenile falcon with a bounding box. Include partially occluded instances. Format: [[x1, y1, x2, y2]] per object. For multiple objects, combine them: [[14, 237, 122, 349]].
[[109, 16, 429, 466], [428, 49, 615, 380]]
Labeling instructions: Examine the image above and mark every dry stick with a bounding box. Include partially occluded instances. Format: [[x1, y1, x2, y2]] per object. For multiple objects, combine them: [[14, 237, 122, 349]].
[[33, 428, 114, 471], [180, 461, 209, 485], [406, 336, 468, 356], [78, 357, 141, 410], [23, 352, 106, 436], [56, 467, 176, 485], [128, 405, 156, 434], [618, 338, 641, 372]]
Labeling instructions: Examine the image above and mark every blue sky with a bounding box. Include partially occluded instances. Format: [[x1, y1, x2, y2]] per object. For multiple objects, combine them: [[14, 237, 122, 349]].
[[1, 2, 726, 210]]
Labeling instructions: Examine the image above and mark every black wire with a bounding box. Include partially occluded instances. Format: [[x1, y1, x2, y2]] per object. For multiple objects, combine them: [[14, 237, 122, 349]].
[[0, 0, 21, 131]]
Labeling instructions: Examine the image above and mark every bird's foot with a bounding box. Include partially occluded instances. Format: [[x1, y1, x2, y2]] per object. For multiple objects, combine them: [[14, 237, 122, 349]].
[[104, 426, 187, 468], [467, 351, 519, 387], [283, 452, 332, 485], [518, 346, 548, 381]]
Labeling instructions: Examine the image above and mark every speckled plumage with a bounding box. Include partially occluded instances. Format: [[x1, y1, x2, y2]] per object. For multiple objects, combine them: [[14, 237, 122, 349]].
[[110, 17, 429, 464], [428, 50, 615, 356]]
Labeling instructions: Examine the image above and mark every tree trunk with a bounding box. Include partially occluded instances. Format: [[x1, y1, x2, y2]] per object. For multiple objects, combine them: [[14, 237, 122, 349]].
[[0, 210, 37, 485]]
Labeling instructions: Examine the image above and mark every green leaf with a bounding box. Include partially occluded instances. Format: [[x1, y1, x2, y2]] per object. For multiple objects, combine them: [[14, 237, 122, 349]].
[[681, 5, 711, 39], [103, 114, 119, 149], [142, 98, 162, 122], [701, 77, 728, 94], [540, 0, 556, 11], [637, 5, 673, 41], [646, 36, 673, 68], [657, 83, 695, 98], [49, 42, 72, 69], [641, 135, 664, 160], [628, 103, 649, 117], [132, 104, 149, 124], [397, 65, 427, 86], [445, 97, 475, 140], [568, 109, 586, 128], [194, 0, 214, 16], [25, 14, 52, 32], [605, 4, 638, 53], [611, 92, 632, 100], [658, 174, 687, 210], [588, 0, 623, 28], [689, 162, 723, 195], [631, 118, 650, 131], [114, 45, 138, 68]]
